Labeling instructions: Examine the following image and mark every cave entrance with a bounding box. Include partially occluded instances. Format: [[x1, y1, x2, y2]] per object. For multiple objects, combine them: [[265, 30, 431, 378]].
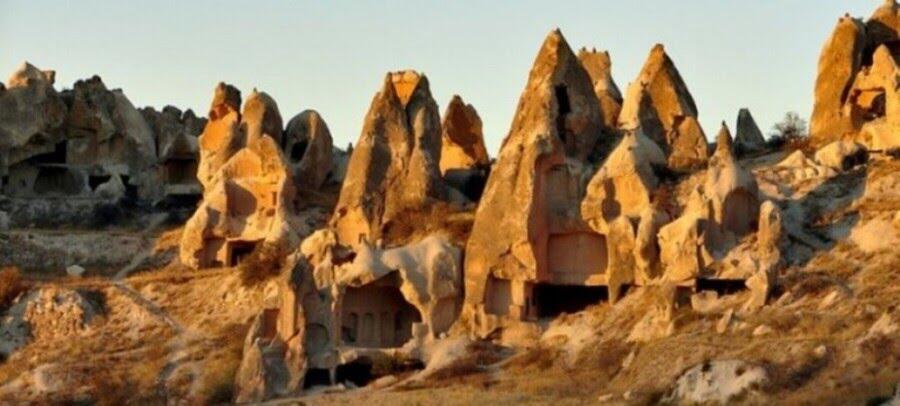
[[302, 368, 332, 389], [341, 273, 422, 348], [164, 158, 198, 184], [226, 240, 258, 267], [532, 284, 608, 319], [696, 278, 746, 295], [34, 166, 81, 195]]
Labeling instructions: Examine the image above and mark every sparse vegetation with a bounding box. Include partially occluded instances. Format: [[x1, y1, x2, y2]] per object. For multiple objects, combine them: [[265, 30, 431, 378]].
[[768, 111, 810, 151], [238, 242, 284, 286]]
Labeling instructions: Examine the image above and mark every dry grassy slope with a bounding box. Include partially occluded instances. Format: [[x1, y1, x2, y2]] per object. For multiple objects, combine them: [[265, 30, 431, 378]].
[[0, 226, 270, 404]]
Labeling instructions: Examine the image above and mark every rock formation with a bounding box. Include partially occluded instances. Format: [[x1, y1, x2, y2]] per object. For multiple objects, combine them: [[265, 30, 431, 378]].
[[330, 70, 445, 248], [439, 95, 489, 174], [657, 123, 760, 282], [577, 48, 623, 130], [283, 110, 334, 189], [619, 44, 708, 171], [734, 108, 766, 154], [810, 2, 900, 150], [463, 29, 609, 333], [140, 106, 206, 198], [439, 95, 490, 202], [0, 62, 67, 187], [180, 84, 297, 269], [1, 68, 158, 201]]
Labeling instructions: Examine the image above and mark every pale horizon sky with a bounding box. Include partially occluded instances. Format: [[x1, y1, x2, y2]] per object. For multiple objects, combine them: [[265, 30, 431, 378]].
[[0, 1, 881, 155]]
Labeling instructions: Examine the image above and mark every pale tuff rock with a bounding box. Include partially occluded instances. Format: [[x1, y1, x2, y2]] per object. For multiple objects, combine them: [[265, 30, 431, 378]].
[[619, 44, 708, 171], [336, 235, 463, 339], [140, 105, 206, 195], [658, 123, 760, 282], [745, 200, 783, 311], [242, 89, 283, 145], [634, 207, 670, 284], [665, 360, 767, 404], [439, 95, 489, 174], [181, 84, 297, 269], [810, 3, 900, 148], [582, 129, 665, 231], [577, 48, 623, 129], [0, 62, 66, 172], [810, 15, 865, 144], [197, 83, 244, 190], [627, 284, 676, 343], [734, 108, 766, 154], [814, 140, 867, 170], [0, 288, 102, 358], [463, 29, 608, 330], [236, 233, 462, 402], [180, 135, 297, 269], [330, 70, 445, 248], [283, 109, 334, 189]]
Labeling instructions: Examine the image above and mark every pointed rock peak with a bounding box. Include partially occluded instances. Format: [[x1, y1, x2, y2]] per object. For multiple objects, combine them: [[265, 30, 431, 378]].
[[715, 122, 735, 157], [241, 88, 283, 143], [577, 47, 613, 79], [7, 61, 55, 88], [210, 82, 241, 118], [533, 28, 577, 70], [388, 70, 427, 107]]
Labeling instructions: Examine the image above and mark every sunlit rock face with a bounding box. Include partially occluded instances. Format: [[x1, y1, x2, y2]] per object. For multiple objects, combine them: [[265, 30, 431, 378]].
[[181, 83, 297, 270], [282, 109, 333, 190], [330, 70, 445, 249], [462, 29, 614, 335], [618, 44, 707, 172], [811, 2, 900, 150], [439, 95, 489, 174], [577, 47, 623, 130]]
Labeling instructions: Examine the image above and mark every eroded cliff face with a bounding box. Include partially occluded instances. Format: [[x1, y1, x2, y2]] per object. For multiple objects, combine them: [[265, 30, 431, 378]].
[[619, 44, 708, 171], [330, 70, 446, 249], [811, 1, 900, 151]]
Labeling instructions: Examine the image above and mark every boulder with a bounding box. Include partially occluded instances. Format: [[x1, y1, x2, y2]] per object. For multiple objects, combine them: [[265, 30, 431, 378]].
[[618, 44, 707, 171], [664, 360, 767, 404], [577, 48, 623, 129], [463, 29, 608, 329], [330, 70, 445, 248], [735, 108, 766, 154], [439, 95, 489, 174], [283, 110, 334, 189], [813, 140, 867, 170], [809, 15, 866, 144]]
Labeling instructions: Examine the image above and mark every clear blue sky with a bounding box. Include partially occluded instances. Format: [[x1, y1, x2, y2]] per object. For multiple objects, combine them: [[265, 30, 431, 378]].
[[0, 1, 879, 154]]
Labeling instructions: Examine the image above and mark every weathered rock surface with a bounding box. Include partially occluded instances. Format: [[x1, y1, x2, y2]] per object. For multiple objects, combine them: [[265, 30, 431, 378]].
[[181, 85, 297, 269], [577, 48, 623, 129], [197, 83, 244, 190], [618, 44, 707, 171], [330, 70, 445, 248], [283, 109, 334, 189], [810, 15, 865, 144], [463, 29, 608, 331], [658, 123, 760, 282], [664, 360, 767, 404], [735, 108, 766, 154], [439, 95, 489, 174], [0, 62, 67, 174]]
